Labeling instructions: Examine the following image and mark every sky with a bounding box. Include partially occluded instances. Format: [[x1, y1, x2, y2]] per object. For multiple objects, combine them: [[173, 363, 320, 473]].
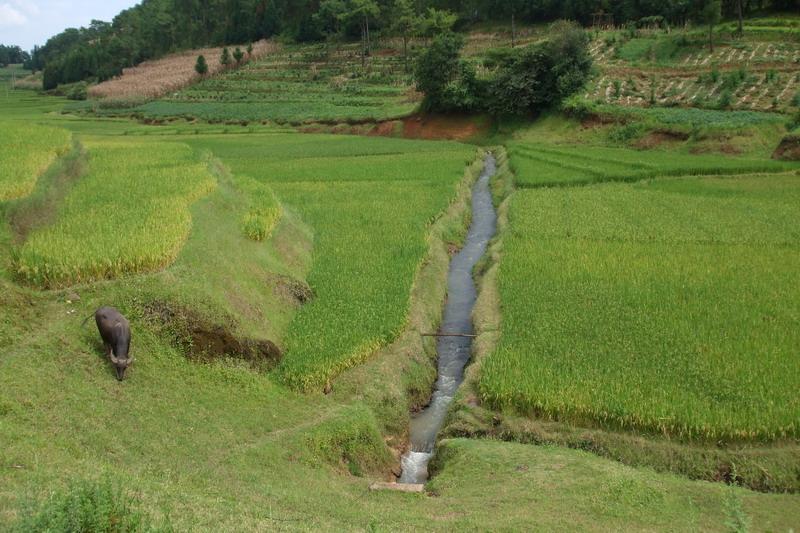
[[0, 0, 140, 50]]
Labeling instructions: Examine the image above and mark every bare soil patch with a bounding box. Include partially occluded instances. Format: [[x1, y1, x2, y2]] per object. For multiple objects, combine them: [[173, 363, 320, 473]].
[[400, 114, 486, 141], [772, 135, 800, 161], [633, 130, 689, 149], [143, 301, 282, 369]]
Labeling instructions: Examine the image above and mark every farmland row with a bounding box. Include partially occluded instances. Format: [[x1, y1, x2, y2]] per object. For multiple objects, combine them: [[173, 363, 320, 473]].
[[480, 172, 800, 441], [0, 122, 71, 201], [507, 142, 795, 187], [14, 138, 216, 287]]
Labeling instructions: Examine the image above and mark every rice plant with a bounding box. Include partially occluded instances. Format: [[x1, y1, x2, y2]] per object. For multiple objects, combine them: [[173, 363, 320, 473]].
[[14, 138, 216, 287], [189, 134, 474, 390], [480, 175, 800, 441], [0, 121, 71, 201]]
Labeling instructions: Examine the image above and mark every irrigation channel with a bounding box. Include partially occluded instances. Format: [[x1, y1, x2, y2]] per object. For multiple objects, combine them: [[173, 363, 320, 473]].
[[399, 154, 497, 484]]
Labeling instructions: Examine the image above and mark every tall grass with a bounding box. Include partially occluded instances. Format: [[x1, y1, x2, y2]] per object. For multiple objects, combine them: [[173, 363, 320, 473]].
[[0, 121, 71, 201], [14, 138, 215, 287], [12, 478, 149, 532]]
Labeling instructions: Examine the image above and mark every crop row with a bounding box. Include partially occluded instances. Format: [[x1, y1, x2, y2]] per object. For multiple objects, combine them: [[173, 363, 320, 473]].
[[480, 175, 800, 441], [14, 138, 216, 287], [0, 121, 71, 201], [588, 70, 800, 113], [507, 142, 795, 187]]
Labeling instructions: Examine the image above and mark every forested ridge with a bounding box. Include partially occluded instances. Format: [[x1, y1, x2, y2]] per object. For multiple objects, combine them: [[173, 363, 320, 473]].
[[7, 0, 799, 90]]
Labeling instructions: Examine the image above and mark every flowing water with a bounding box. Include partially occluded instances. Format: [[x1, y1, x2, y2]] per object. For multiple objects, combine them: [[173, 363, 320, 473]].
[[399, 154, 497, 484]]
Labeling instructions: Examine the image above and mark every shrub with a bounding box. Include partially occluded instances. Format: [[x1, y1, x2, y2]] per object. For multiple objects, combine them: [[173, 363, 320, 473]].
[[195, 55, 208, 76], [717, 89, 733, 110], [13, 478, 147, 532], [65, 81, 88, 100], [487, 21, 591, 116]]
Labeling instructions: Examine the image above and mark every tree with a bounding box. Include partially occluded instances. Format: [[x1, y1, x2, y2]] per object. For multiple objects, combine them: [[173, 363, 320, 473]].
[[392, 0, 417, 72], [233, 47, 245, 65], [488, 21, 591, 116], [694, 0, 721, 53], [736, 0, 744, 36], [221, 46, 231, 67], [195, 54, 208, 76], [347, 0, 380, 67], [417, 8, 457, 40], [247, 42, 254, 57], [414, 32, 466, 111]]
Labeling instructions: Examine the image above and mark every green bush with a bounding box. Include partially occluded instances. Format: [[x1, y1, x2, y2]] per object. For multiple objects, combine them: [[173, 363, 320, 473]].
[[13, 478, 148, 532], [66, 82, 88, 101]]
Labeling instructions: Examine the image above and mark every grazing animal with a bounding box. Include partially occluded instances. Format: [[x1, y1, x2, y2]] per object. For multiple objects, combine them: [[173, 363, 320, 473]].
[[89, 306, 133, 381]]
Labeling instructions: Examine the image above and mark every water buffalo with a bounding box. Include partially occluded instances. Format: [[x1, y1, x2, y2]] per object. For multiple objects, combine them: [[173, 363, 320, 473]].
[[89, 306, 133, 381]]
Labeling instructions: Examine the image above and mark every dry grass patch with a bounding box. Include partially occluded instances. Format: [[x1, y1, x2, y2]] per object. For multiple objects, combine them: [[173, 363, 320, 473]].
[[88, 40, 278, 100]]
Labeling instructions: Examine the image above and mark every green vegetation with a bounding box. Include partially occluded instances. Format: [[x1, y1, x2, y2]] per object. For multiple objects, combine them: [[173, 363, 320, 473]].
[[237, 175, 281, 242], [116, 42, 416, 124], [415, 21, 591, 116], [0, 121, 70, 201], [12, 479, 148, 532], [184, 134, 474, 389], [480, 171, 800, 441], [14, 138, 215, 287], [507, 142, 794, 187]]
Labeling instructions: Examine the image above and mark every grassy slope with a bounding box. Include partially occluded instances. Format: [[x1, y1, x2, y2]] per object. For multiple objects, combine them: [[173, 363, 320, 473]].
[[2, 92, 800, 529]]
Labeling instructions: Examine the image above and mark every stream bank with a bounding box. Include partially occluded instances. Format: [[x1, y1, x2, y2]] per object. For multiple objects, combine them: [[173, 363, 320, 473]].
[[398, 154, 498, 484]]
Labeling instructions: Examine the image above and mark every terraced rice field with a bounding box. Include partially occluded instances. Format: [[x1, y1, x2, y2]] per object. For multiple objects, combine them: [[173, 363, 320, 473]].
[[480, 155, 800, 441], [137, 43, 417, 124], [507, 142, 794, 187], [186, 134, 475, 390], [0, 122, 71, 201], [14, 138, 215, 287]]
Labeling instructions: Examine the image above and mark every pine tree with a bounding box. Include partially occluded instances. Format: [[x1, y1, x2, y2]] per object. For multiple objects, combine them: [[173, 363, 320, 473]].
[[221, 47, 231, 67], [233, 47, 244, 65], [195, 55, 208, 76]]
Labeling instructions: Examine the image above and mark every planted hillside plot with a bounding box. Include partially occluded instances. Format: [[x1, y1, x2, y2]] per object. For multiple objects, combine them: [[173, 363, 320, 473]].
[[480, 175, 800, 441], [88, 40, 277, 100], [134, 43, 418, 124], [0, 122, 70, 201], [15, 138, 215, 287]]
